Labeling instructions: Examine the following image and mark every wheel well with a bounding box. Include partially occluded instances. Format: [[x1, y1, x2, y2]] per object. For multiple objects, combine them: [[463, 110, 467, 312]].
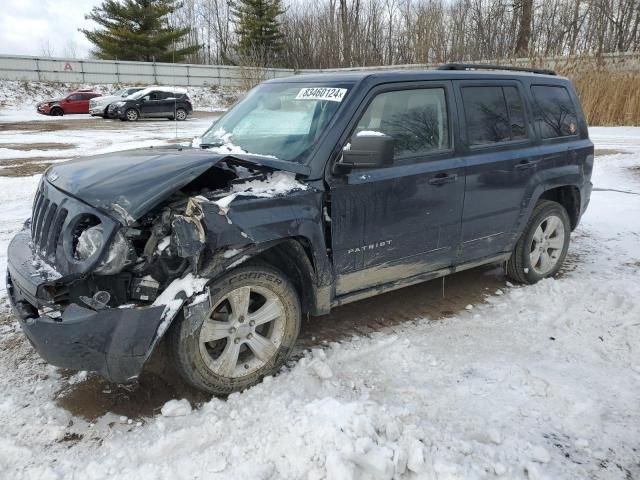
[[539, 186, 581, 229], [251, 238, 317, 314]]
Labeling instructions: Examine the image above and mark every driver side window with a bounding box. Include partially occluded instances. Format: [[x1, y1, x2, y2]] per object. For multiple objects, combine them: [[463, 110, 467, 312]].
[[354, 88, 450, 160]]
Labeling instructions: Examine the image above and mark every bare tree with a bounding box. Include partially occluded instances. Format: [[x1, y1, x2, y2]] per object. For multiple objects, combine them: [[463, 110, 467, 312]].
[[515, 0, 533, 56], [39, 38, 56, 57]]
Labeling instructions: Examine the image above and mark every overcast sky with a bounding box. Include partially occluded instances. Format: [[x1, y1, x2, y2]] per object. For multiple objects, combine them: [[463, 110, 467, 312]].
[[0, 0, 101, 58]]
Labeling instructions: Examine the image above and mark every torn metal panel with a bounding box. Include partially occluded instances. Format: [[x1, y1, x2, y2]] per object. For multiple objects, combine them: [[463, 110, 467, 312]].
[[172, 214, 206, 258]]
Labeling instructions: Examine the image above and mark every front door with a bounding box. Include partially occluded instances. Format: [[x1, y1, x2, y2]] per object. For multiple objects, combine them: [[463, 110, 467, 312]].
[[139, 91, 164, 117], [329, 83, 465, 296]]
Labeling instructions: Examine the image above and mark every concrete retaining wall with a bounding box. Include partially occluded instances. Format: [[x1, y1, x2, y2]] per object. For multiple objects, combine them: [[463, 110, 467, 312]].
[[1, 52, 639, 88]]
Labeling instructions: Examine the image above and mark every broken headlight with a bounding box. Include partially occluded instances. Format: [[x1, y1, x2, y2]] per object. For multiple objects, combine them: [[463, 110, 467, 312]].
[[75, 224, 131, 275]]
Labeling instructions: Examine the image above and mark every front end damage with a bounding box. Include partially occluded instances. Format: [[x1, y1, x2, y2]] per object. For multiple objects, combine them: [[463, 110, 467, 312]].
[[7, 149, 320, 382]]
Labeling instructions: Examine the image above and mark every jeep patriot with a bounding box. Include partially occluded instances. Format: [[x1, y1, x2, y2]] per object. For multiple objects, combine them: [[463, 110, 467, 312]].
[[7, 64, 594, 394]]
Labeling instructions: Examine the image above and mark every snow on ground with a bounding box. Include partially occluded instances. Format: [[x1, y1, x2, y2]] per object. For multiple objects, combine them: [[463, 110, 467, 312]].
[[0, 125, 639, 479], [0, 80, 239, 117]]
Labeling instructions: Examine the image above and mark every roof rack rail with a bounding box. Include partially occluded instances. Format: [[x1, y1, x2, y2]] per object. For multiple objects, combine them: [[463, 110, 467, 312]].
[[437, 63, 556, 76]]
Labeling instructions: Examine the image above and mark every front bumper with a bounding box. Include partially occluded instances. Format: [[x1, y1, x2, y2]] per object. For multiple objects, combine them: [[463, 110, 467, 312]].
[[36, 104, 51, 115], [89, 105, 106, 116], [106, 104, 120, 118], [7, 233, 168, 383]]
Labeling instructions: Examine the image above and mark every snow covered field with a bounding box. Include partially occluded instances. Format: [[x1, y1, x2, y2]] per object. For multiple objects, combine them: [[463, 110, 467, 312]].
[[0, 122, 638, 479]]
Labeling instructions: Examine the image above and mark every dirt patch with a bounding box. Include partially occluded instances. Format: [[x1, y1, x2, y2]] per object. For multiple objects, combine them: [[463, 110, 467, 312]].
[[297, 264, 506, 350], [0, 156, 67, 177], [595, 148, 629, 157], [0, 121, 70, 132], [55, 370, 209, 421], [0, 111, 219, 134], [0, 142, 75, 151]]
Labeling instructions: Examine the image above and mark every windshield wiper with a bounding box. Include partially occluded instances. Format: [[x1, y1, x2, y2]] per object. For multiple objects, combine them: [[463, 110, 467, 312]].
[[199, 142, 224, 149]]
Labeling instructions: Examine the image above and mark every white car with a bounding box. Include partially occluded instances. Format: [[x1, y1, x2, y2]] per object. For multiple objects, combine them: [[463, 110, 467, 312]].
[[89, 87, 146, 117]]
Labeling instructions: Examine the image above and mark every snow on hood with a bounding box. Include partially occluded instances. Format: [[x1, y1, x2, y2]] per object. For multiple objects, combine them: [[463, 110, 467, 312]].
[[213, 171, 309, 213]]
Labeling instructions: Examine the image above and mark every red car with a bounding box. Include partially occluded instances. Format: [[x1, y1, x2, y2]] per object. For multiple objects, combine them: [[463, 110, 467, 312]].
[[36, 89, 102, 116]]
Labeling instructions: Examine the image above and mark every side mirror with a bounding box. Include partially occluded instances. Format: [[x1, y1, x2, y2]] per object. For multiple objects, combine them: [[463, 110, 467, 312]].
[[336, 133, 394, 173]]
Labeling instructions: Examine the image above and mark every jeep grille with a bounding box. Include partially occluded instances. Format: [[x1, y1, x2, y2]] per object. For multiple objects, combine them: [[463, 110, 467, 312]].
[[31, 186, 68, 258]]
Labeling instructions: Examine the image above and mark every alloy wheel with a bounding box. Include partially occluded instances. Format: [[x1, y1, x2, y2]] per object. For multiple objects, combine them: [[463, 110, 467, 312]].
[[198, 285, 286, 378], [529, 214, 566, 275]]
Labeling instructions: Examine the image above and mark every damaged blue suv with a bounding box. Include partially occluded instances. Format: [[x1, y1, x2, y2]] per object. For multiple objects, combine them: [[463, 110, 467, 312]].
[[7, 64, 593, 394]]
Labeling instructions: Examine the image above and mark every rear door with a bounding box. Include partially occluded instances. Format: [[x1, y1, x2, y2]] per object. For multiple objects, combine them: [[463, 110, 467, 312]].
[[329, 82, 465, 295], [79, 93, 95, 113], [454, 80, 537, 262]]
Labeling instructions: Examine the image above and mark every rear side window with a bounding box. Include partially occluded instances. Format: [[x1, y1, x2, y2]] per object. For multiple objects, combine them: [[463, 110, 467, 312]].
[[353, 88, 450, 160], [531, 85, 578, 139], [461, 86, 528, 146]]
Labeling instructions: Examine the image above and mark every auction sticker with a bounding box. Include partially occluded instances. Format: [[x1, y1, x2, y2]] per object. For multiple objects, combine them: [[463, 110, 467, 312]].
[[295, 87, 348, 102]]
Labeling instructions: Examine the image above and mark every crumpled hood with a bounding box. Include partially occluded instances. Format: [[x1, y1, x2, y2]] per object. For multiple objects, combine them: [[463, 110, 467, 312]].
[[40, 97, 62, 104], [46, 145, 309, 224]]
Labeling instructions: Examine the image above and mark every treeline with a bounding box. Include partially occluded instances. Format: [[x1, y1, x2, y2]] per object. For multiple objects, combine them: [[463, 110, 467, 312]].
[[172, 0, 640, 68]]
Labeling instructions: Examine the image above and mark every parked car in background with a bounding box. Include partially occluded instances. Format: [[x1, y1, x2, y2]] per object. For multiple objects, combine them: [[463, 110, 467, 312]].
[[109, 86, 192, 121], [36, 89, 102, 116], [89, 87, 145, 117]]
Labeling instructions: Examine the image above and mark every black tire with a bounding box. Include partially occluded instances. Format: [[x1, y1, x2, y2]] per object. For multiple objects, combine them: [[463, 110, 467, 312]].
[[175, 108, 188, 121], [168, 266, 301, 395], [125, 108, 139, 121], [507, 200, 571, 284], [102, 106, 109, 118], [50, 107, 63, 116]]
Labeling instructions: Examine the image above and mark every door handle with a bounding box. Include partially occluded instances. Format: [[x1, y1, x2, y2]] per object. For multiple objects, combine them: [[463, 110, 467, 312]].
[[428, 173, 458, 185], [515, 160, 537, 170]]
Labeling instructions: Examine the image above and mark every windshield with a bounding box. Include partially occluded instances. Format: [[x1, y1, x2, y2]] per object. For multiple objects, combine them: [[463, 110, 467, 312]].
[[111, 88, 125, 96], [129, 89, 150, 100], [200, 82, 351, 162]]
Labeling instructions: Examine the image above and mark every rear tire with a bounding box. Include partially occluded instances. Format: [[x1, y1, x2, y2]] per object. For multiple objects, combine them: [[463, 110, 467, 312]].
[[169, 266, 301, 395], [507, 200, 571, 284], [125, 108, 139, 121]]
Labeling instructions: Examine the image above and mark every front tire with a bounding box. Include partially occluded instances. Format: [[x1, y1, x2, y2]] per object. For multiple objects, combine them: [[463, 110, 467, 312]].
[[175, 108, 188, 121], [50, 107, 63, 116], [169, 266, 301, 395], [125, 108, 139, 121], [507, 200, 571, 284]]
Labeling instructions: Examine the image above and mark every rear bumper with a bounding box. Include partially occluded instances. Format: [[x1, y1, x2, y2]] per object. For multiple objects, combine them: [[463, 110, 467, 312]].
[[7, 232, 168, 383]]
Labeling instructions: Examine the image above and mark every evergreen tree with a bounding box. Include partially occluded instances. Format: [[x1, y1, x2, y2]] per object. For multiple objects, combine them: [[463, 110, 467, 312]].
[[230, 0, 285, 64], [81, 0, 199, 62]]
